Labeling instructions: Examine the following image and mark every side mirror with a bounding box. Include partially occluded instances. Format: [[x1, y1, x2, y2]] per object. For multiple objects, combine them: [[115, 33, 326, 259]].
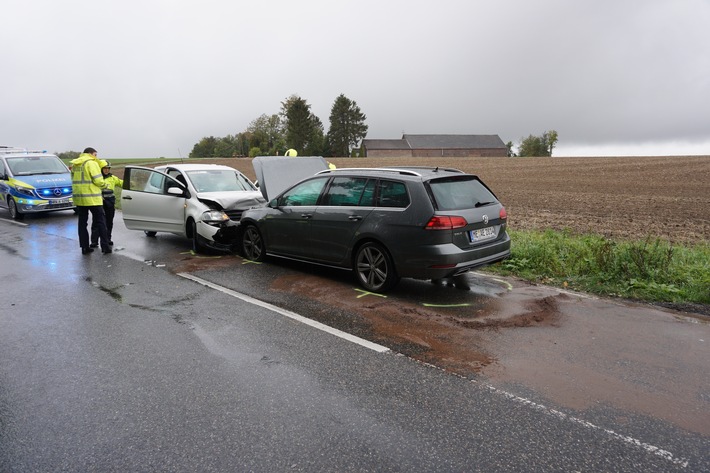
[[167, 187, 186, 196], [268, 198, 279, 208]]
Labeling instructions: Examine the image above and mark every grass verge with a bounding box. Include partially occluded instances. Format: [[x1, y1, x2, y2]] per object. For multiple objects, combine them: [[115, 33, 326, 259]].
[[485, 229, 710, 306]]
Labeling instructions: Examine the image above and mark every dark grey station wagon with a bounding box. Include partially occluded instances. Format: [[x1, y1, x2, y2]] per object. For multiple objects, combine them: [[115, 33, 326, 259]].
[[239, 164, 511, 293]]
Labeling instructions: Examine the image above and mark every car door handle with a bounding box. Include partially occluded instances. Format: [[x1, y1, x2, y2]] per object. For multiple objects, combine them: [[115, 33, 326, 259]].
[[348, 215, 363, 221], [122, 195, 132, 200], [301, 213, 312, 219]]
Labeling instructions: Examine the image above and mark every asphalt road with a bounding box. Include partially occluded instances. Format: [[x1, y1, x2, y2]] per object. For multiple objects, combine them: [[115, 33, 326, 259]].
[[0, 210, 708, 472]]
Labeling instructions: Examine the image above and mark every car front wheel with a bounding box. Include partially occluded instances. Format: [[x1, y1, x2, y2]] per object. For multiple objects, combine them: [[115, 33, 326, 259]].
[[189, 219, 204, 254], [241, 225, 265, 261], [8, 197, 24, 220], [353, 242, 399, 293]]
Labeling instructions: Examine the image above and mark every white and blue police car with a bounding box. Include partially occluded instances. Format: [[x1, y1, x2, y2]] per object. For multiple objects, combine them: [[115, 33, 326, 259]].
[[0, 146, 74, 220]]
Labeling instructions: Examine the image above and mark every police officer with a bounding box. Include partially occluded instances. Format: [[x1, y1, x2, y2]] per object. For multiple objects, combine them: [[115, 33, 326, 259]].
[[70, 147, 110, 254], [90, 160, 123, 247]]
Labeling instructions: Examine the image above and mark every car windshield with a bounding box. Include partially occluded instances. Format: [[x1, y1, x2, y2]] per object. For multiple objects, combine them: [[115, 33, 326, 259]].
[[429, 176, 498, 211], [7, 156, 68, 175], [185, 170, 256, 193]]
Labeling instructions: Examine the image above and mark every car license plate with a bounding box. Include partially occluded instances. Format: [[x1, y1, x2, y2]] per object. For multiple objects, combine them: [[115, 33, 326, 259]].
[[469, 226, 495, 242], [54, 198, 70, 204]]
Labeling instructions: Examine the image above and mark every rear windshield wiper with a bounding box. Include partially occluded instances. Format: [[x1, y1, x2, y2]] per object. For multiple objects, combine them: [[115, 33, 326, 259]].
[[475, 201, 495, 207]]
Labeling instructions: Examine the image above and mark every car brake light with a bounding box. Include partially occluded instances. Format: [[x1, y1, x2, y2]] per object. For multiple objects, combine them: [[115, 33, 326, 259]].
[[500, 207, 507, 220], [425, 215, 468, 230]]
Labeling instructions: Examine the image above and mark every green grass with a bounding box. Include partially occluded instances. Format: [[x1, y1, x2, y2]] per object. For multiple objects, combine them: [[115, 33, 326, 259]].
[[486, 229, 710, 305]]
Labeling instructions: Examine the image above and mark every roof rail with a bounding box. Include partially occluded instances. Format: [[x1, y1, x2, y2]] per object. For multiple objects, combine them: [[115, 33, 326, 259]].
[[316, 166, 465, 177], [316, 167, 424, 177], [385, 165, 464, 174]]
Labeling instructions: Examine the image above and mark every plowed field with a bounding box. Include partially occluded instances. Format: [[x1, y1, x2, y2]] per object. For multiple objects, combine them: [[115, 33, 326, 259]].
[[134, 155, 710, 244]]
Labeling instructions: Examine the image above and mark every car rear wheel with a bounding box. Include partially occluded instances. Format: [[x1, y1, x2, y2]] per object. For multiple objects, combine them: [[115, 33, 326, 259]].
[[241, 225, 265, 261], [8, 197, 24, 220], [353, 242, 399, 293]]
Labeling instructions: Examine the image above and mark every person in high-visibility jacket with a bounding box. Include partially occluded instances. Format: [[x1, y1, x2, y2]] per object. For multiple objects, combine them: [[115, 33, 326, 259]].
[[71, 147, 111, 254], [90, 160, 123, 248]]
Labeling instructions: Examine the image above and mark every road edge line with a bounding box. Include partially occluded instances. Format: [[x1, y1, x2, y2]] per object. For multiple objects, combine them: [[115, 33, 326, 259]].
[[177, 272, 390, 353]]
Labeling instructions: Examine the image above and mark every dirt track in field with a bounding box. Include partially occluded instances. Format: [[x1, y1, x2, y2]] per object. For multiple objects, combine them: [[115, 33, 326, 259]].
[[188, 155, 709, 244]]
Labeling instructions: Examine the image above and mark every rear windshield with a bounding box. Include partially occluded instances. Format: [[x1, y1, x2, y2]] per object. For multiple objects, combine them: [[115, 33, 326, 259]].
[[429, 176, 498, 211]]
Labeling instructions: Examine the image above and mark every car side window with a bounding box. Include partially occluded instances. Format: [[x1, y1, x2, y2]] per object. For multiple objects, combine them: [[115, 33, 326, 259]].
[[377, 180, 409, 208], [127, 168, 180, 195], [279, 177, 328, 206], [322, 177, 368, 206]]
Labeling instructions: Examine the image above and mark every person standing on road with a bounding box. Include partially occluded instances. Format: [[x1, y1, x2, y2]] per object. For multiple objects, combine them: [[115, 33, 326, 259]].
[[90, 160, 122, 248], [71, 147, 111, 255]]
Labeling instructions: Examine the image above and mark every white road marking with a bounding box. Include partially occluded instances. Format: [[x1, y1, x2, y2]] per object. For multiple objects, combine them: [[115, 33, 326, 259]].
[[0, 218, 28, 226], [177, 272, 390, 353], [484, 384, 689, 468]]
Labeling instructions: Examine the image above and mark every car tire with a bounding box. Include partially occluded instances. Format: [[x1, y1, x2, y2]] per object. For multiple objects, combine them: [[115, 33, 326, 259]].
[[144, 231, 157, 237], [8, 197, 24, 220], [353, 241, 399, 293], [189, 219, 204, 254], [241, 224, 265, 261]]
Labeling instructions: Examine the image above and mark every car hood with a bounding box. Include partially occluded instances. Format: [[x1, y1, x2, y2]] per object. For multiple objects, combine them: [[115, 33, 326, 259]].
[[11, 174, 72, 188], [195, 190, 265, 210], [252, 156, 330, 201]]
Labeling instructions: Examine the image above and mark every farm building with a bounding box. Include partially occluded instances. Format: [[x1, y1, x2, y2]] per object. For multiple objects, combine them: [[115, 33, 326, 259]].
[[361, 134, 507, 158]]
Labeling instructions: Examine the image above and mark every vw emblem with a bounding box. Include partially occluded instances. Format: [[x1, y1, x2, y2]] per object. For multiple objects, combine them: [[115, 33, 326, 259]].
[[482, 215, 489, 225], [53, 188, 62, 196]]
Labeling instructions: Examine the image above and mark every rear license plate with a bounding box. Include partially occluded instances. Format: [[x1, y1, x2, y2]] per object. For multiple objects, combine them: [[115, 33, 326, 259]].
[[469, 226, 495, 242]]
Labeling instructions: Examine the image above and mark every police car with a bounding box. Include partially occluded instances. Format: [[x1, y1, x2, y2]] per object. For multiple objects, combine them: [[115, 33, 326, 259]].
[[0, 146, 75, 220]]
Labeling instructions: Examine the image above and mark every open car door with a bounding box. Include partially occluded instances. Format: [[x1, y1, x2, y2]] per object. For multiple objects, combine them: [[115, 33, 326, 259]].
[[121, 166, 187, 234]]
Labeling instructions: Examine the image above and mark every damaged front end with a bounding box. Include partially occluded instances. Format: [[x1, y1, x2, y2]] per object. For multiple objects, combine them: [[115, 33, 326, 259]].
[[197, 193, 266, 251]]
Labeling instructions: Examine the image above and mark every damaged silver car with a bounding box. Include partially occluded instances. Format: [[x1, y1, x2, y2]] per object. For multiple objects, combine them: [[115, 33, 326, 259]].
[[121, 163, 265, 252]]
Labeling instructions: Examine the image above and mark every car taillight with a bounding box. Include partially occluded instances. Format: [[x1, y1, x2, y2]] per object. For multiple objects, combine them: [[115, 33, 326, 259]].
[[500, 207, 507, 220], [425, 215, 468, 230]]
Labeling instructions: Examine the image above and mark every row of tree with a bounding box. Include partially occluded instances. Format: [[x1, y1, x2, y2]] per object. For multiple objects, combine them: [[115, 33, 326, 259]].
[[190, 94, 368, 158], [506, 130, 559, 157]]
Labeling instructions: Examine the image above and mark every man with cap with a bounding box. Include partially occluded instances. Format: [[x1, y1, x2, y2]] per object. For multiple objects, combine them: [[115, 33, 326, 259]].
[[90, 160, 123, 247]]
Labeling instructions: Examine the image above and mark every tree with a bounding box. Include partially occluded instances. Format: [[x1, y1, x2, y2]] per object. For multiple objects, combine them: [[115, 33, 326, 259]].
[[282, 95, 318, 155], [517, 130, 559, 157], [505, 141, 516, 157], [247, 114, 284, 155], [189, 136, 219, 158], [327, 94, 368, 157]]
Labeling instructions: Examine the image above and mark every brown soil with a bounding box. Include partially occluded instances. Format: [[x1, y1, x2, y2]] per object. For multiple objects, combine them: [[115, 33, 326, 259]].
[[149, 155, 708, 244]]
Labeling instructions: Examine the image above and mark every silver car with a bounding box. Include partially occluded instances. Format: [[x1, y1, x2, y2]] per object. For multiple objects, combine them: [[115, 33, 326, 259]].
[[121, 163, 265, 252], [239, 162, 511, 292]]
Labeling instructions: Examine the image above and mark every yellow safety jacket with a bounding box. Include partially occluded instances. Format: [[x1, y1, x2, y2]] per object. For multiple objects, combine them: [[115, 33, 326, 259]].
[[70, 154, 107, 206]]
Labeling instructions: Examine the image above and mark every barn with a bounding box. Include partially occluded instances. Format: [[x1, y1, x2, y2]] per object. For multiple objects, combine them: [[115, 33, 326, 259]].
[[361, 134, 507, 158]]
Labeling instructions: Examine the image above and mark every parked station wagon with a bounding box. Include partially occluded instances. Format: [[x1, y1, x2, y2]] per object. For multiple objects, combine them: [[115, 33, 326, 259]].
[[239, 161, 511, 293]]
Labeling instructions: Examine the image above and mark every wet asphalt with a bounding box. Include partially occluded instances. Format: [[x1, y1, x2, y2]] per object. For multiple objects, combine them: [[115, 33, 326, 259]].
[[0, 211, 707, 472]]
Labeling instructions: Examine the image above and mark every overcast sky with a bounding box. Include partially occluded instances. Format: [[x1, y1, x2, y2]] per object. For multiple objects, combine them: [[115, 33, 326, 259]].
[[2, 0, 709, 158]]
